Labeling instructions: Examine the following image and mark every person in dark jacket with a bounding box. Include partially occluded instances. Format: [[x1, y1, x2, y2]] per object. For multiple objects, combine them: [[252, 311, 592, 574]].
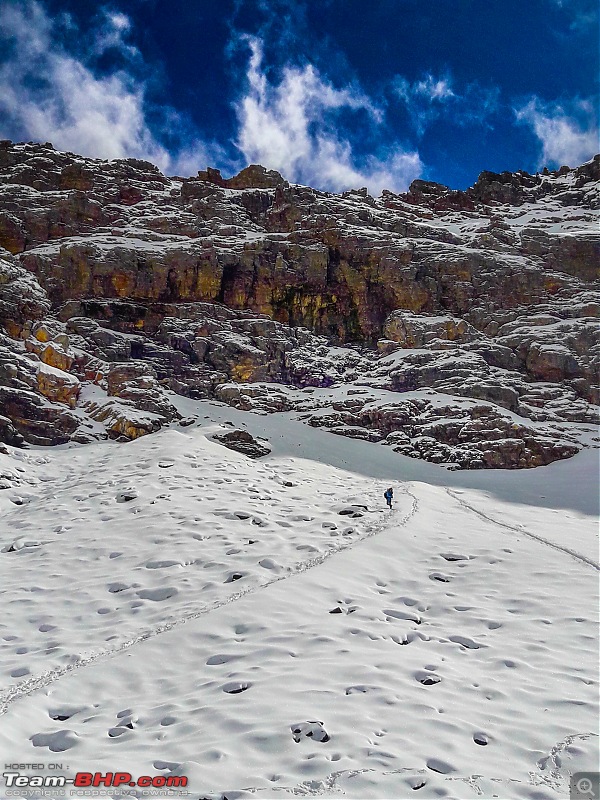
[[384, 487, 393, 509]]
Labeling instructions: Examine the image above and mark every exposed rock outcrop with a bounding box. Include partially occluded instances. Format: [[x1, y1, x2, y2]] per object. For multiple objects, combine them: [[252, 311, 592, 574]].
[[213, 429, 271, 458], [0, 141, 597, 467]]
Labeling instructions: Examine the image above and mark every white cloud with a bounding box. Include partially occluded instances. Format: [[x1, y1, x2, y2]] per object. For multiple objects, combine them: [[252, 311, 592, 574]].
[[415, 76, 455, 101], [235, 37, 422, 194], [394, 72, 499, 135], [92, 10, 136, 57], [397, 73, 455, 103], [0, 3, 423, 192], [515, 98, 599, 167], [0, 1, 220, 175]]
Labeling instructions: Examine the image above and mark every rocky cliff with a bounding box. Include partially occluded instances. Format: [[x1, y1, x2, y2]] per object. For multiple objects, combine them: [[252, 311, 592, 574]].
[[0, 140, 598, 468]]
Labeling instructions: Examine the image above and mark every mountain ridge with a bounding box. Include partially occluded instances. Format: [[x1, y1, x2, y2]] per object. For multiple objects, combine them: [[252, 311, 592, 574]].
[[0, 140, 598, 469]]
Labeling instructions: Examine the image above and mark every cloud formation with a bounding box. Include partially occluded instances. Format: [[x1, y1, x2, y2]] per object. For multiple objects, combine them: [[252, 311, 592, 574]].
[[0, 2, 422, 192], [515, 98, 598, 167], [1, 1, 593, 193], [0, 2, 171, 166], [0, 1, 224, 175], [235, 37, 422, 193], [394, 72, 500, 136]]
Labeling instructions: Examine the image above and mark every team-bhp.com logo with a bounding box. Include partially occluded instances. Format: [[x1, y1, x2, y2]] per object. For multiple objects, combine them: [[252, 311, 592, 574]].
[[3, 771, 188, 790]]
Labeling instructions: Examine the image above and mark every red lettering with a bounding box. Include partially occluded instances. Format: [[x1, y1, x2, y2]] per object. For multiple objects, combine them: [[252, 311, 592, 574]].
[[92, 773, 113, 787], [138, 776, 151, 787], [153, 776, 166, 787], [113, 773, 132, 787], [74, 773, 92, 787]]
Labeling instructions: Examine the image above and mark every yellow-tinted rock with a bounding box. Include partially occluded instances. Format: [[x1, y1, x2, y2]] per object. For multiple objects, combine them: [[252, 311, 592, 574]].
[[40, 341, 74, 371], [33, 324, 52, 343], [37, 363, 80, 408], [231, 358, 259, 382]]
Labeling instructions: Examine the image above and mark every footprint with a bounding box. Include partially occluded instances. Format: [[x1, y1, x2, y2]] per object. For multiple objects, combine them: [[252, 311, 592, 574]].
[[390, 633, 420, 646], [449, 635, 481, 650], [383, 609, 421, 624], [426, 758, 455, 774], [441, 553, 471, 562], [415, 671, 441, 686], [107, 583, 129, 594], [398, 596, 422, 607], [429, 573, 451, 583], [136, 587, 178, 601], [206, 654, 236, 665], [11, 667, 30, 677], [49, 708, 79, 722], [259, 559, 280, 571], [31, 730, 79, 752], [3, 538, 44, 553], [473, 732, 489, 746], [116, 490, 138, 503], [222, 681, 251, 694], [338, 506, 365, 518]]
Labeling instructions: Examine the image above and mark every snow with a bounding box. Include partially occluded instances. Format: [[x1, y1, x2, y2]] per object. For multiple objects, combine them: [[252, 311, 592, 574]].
[[0, 402, 598, 799], [37, 362, 79, 385]]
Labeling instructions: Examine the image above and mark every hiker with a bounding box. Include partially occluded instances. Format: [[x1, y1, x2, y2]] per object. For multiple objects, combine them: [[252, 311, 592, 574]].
[[384, 487, 393, 509]]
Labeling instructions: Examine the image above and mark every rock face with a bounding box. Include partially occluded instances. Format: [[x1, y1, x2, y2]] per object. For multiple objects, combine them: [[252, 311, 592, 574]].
[[0, 140, 597, 468], [3, 141, 597, 343]]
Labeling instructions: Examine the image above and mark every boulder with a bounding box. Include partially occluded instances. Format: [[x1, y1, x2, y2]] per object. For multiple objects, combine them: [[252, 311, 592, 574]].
[[0, 385, 80, 445], [107, 362, 157, 396], [80, 395, 166, 440], [213, 429, 271, 458], [0, 414, 26, 447], [36, 362, 80, 407], [383, 310, 481, 348]]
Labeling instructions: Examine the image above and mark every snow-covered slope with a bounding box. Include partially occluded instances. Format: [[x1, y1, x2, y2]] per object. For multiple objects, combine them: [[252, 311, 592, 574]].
[[0, 405, 597, 799]]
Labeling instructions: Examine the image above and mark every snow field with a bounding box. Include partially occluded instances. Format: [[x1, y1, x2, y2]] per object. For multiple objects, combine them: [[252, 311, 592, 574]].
[[0, 428, 388, 684], [0, 419, 597, 799]]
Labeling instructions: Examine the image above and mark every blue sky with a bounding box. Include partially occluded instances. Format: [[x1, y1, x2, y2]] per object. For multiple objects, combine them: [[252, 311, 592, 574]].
[[0, 0, 597, 192]]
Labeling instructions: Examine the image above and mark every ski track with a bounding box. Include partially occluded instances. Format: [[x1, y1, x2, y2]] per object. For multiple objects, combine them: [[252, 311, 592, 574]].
[[445, 488, 599, 571], [0, 487, 419, 717], [220, 762, 569, 798]]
